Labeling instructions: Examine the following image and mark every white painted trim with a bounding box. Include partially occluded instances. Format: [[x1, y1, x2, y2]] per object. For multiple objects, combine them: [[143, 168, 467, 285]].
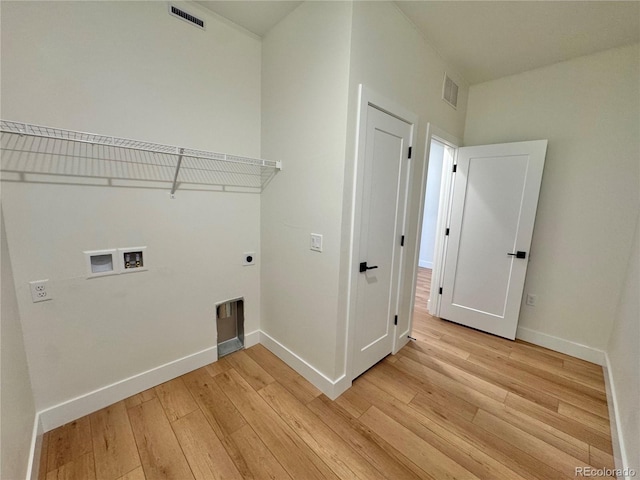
[[260, 330, 351, 400], [409, 125, 460, 322], [39, 345, 218, 431], [406, 123, 433, 349], [515, 326, 605, 365], [30, 327, 328, 437], [23, 330, 631, 480], [428, 143, 455, 317], [243, 329, 260, 348], [418, 260, 433, 269], [603, 353, 631, 479]]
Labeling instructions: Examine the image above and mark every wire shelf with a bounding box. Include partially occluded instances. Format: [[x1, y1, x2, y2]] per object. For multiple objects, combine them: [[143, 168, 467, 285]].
[[0, 120, 281, 194]]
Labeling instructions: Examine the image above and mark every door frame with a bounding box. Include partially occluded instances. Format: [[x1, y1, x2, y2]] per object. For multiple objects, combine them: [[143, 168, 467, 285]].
[[407, 125, 460, 332], [345, 84, 418, 381]]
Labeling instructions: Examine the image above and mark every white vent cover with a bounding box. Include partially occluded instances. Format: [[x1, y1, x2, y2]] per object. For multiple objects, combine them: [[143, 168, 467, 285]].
[[442, 74, 459, 109], [169, 5, 205, 30]]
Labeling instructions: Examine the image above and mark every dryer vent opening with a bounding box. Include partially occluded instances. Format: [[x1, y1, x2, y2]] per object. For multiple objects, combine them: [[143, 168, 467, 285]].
[[216, 299, 244, 358]]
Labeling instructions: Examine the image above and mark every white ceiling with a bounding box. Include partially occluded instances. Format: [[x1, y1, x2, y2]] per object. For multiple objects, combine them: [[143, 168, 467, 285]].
[[196, 1, 640, 85], [195, 1, 303, 37], [395, 1, 640, 84]]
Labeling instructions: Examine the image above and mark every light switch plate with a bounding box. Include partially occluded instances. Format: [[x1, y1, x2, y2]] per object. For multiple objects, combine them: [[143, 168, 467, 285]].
[[526, 294, 537, 306], [310, 233, 323, 252]]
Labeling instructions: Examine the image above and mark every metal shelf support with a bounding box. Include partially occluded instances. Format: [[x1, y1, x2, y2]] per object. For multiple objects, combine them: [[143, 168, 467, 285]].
[[170, 148, 184, 198]]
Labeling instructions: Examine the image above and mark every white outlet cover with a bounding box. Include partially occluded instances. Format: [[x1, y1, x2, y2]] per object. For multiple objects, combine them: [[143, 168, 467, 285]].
[[29, 279, 51, 302], [243, 252, 256, 266], [310, 233, 323, 252]]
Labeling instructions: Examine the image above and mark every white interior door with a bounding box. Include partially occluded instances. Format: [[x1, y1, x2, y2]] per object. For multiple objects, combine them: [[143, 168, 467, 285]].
[[352, 105, 412, 378], [439, 140, 547, 339]]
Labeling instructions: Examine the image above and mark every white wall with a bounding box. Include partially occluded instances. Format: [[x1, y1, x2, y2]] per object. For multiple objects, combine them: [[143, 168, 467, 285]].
[[1, 1, 262, 417], [261, 1, 353, 379], [607, 210, 640, 475], [261, 1, 470, 387], [1, 208, 36, 480], [339, 2, 469, 372], [464, 44, 639, 353], [419, 141, 445, 269]]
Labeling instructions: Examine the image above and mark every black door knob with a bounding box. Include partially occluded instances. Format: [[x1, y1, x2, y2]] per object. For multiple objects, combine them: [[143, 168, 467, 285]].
[[359, 262, 379, 273]]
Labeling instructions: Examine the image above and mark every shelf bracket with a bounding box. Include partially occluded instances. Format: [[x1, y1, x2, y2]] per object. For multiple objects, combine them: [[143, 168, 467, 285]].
[[170, 147, 185, 198]]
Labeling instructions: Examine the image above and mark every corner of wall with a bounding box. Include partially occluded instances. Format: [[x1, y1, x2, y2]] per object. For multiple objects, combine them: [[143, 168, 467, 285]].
[[1, 207, 38, 480]]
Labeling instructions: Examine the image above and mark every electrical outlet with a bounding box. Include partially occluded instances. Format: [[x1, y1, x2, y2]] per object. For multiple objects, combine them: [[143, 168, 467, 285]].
[[526, 294, 537, 306], [29, 280, 52, 303]]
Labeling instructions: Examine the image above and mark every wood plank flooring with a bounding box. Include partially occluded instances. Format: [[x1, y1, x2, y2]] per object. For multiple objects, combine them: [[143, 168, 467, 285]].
[[40, 267, 614, 480]]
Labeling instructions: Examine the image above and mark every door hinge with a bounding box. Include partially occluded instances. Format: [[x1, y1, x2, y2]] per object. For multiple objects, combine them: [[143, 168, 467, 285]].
[[408, 146, 412, 159], [452, 164, 457, 173], [394, 315, 398, 325], [400, 235, 405, 246], [445, 228, 450, 236], [439, 287, 443, 294]]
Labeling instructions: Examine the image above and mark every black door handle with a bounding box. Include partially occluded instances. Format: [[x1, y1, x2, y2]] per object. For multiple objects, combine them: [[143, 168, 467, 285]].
[[507, 251, 527, 259], [360, 262, 379, 273]]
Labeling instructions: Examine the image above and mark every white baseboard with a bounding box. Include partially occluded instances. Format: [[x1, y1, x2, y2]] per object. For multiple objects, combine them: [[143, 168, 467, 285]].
[[29, 331, 263, 477], [603, 353, 632, 479], [35, 329, 261, 433], [32, 326, 347, 438], [515, 326, 606, 366], [259, 330, 351, 400], [39, 345, 219, 431], [244, 329, 260, 348], [25, 326, 631, 479], [418, 260, 433, 269]]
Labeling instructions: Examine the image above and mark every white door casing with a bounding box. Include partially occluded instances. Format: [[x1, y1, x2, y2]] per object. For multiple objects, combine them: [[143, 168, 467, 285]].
[[349, 87, 415, 380], [438, 140, 547, 339]]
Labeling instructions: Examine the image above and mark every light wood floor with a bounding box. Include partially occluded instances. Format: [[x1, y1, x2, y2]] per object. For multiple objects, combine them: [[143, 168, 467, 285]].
[[40, 267, 614, 480]]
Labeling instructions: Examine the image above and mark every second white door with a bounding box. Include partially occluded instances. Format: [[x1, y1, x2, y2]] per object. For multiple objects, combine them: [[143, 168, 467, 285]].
[[353, 105, 412, 378], [438, 140, 547, 339]]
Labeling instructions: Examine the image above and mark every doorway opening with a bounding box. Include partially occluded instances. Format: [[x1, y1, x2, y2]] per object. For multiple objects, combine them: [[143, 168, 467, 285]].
[[410, 137, 547, 341], [412, 135, 457, 339]]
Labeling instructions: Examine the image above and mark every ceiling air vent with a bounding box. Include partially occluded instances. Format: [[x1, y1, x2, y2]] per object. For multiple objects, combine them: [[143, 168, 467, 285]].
[[169, 5, 205, 30], [442, 74, 459, 109]]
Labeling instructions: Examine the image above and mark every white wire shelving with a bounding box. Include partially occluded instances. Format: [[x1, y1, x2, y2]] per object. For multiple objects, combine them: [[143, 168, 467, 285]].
[[0, 120, 281, 195]]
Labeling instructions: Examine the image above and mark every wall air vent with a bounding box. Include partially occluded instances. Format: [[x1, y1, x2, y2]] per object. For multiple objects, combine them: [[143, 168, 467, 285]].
[[442, 74, 459, 109], [169, 5, 205, 30]]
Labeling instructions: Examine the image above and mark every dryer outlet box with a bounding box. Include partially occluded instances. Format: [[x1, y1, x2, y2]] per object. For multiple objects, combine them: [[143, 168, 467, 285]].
[[243, 252, 255, 266]]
